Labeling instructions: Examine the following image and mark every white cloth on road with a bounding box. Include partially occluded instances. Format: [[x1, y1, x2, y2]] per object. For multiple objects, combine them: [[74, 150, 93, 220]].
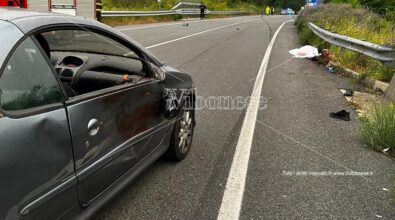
[[289, 45, 320, 58]]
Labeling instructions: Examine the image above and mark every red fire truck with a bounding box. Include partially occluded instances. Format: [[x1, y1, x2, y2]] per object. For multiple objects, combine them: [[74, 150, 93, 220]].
[[0, 0, 96, 19], [0, 0, 28, 8]]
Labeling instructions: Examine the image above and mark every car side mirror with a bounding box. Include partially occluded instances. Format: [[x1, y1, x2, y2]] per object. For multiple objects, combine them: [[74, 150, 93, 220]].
[[150, 63, 166, 81]]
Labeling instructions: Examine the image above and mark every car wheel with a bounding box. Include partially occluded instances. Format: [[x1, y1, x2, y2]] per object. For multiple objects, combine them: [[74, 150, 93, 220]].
[[165, 104, 195, 161]]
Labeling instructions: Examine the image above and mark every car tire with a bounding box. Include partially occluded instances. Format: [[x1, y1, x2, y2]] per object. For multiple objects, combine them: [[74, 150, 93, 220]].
[[165, 103, 195, 161]]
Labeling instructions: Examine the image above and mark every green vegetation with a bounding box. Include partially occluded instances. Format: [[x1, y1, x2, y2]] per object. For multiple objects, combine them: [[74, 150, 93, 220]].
[[103, 0, 257, 11], [296, 3, 395, 82], [103, 0, 306, 12], [359, 103, 395, 154], [324, 0, 395, 14]]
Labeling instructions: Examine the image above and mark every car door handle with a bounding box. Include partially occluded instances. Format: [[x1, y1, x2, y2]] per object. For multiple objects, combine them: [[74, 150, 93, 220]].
[[87, 118, 101, 136]]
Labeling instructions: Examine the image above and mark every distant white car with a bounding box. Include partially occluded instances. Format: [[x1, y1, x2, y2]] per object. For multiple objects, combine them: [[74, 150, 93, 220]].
[[286, 8, 295, 15]]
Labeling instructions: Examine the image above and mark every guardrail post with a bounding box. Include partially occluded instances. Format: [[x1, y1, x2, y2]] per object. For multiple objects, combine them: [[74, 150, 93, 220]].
[[386, 76, 395, 101], [96, 0, 102, 21]]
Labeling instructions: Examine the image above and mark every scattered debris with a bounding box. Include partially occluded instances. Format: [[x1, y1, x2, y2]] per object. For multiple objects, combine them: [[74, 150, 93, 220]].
[[321, 49, 334, 59], [327, 66, 335, 73], [289, 45, 320, 58], [374, 214, 383, 218], [383, 148, 390, 153], [355, 109, 365, 118], [343, 91, 387, 119], [329, 110, 350, 121], [340, 89, 354, 97], [317, 49, 334, 65]]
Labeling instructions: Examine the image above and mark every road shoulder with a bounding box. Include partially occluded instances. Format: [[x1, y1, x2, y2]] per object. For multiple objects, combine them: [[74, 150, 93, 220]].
[[242, 22, 395, 219]]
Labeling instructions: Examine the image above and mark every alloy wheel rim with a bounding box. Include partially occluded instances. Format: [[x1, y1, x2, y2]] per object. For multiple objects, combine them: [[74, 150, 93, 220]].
[[178, 110, 193, 154]]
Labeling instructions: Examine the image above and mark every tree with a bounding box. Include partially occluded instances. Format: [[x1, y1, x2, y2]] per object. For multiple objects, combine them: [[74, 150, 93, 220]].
[[359, 0, 395, 14]]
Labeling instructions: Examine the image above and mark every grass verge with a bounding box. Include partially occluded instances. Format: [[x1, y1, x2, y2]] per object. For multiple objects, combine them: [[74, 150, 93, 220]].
[[359, 103, 395, 155], [296, 3, 395, 82], [103, 0, 260, 12]]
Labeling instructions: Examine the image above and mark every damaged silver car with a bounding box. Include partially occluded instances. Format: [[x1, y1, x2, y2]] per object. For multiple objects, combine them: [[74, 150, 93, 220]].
[[0, 8, 195, 220]]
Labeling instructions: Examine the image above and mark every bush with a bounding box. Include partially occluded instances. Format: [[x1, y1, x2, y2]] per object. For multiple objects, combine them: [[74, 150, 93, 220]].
[[359, 103, 395, 154]]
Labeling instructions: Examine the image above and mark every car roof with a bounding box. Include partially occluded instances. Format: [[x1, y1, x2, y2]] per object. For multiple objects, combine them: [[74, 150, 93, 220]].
[[0, 7, 53, 21], [0, 7, 98, 33]]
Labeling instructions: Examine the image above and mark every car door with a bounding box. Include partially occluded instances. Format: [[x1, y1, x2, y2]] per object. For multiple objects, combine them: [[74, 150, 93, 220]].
[[53, 29, 169, 206], [0, 36, 77, 220]]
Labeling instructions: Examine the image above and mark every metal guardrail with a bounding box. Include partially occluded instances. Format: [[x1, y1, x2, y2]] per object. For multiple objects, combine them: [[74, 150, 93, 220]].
[[102, 1, 249, 17], [102, 9, 249, 17], [102, 10, 177, 17], [307, 22, 395, 66]]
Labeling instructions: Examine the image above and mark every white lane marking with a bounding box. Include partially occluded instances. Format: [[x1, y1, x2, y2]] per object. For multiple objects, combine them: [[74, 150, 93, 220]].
[[145, 19, 258, 49], [217, 19, 293, 220]]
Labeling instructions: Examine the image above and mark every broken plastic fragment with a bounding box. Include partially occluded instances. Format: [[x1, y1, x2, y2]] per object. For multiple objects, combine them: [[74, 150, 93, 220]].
[[383, 148, 390, 153], [382, 188, 390, 191], [339, 89, 354, 97], [289, 45, 320, 58], [375, 214, 382, 218]]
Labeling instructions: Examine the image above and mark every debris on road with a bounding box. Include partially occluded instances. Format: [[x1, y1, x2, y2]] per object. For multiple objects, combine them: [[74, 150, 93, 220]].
[[383, 148, 390, 153], [382, 187, 390, 191], [327, 66, 335, 74], [289, 45, 320, 58], [340, 89, 354, 97], [342, 91, 387, 118], [329, 110, 351, 121], [182, 23, 189, 26]]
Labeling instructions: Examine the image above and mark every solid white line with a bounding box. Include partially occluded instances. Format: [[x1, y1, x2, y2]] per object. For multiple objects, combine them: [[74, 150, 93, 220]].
[[217, 19, 293, 220], [146, 19, 258, 49]]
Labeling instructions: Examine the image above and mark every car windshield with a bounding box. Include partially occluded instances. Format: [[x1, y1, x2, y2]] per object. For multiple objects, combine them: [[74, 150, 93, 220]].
[[0, 20, 24, 69], [42, 30, 137, 58]]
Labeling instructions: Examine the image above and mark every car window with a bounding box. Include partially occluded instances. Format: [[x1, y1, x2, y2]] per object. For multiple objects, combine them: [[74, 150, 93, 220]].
[[0, 20, 24, 68], [0, 37, 64, 111], [33, 28, 154, 97], [42, 30, 137, 58]]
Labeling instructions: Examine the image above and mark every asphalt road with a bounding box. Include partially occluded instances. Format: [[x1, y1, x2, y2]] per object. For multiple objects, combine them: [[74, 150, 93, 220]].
[[96, 15, 395, 219]]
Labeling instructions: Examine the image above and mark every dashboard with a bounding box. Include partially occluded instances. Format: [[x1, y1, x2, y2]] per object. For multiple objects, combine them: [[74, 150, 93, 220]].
[[51, 52, 148, 96]]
